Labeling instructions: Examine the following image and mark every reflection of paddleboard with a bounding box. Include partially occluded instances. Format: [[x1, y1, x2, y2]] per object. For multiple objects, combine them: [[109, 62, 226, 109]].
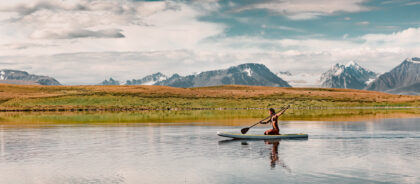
[[217, 132, 308, 140]]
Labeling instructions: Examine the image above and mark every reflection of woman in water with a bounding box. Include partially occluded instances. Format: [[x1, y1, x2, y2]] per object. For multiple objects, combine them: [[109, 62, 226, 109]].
[[218, 139, 292, 172], [270, 141, 279, 168], [265, 140, 291, 172]]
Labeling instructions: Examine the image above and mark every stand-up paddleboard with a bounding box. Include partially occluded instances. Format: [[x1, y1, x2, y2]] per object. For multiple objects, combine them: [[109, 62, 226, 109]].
[[217, 132, 308, 140]]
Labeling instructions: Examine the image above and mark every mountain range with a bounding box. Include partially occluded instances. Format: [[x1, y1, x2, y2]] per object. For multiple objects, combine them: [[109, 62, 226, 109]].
[[320, 61, 378, 89], [99, 77, 120, 85], [4, 57, 420, 95], [0, 69, 60, 85], [126, 72, 167, 85], [124, 63, 291, 88], [366, 57, 420, 95]]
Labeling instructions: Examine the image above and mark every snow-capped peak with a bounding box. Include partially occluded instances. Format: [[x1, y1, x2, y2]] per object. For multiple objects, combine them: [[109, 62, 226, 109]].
[[243, 68, 252, 76], [125, 72, 168, 85], [345, 61, 361, 69], [406, 57, 420, 64], [0, 70, 4, 80], [345, 61, 356, 67], [158, 76, 167, 82], [321, 61, 377, 89], [334, 68, 344, 76], [365, 77, 376, 85], [143, 75, 167, 85]]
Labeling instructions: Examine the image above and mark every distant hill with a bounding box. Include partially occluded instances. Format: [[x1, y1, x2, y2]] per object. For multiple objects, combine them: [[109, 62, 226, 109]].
[[386, 82, 420, 95], [126, 72, 167, 85], [366, 57, 420, 95], [99, 78, 120, 85], [124, 63, 290, 88], [0, 69, 60, 85], [320, 61, 377, 89], [154, 63, 291, 88]]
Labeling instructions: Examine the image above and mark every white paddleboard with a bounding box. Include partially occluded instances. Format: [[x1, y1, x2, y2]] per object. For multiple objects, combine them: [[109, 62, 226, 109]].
[[217, 132, 308, 140]]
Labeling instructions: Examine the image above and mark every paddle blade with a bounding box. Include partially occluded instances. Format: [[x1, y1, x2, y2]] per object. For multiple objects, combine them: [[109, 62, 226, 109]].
[[241, 127, 250, 134]]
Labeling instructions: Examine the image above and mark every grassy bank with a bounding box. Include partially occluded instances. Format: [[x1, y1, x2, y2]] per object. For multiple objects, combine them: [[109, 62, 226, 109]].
[[1, 84, 420, 111], [2, 108, 420, 124]]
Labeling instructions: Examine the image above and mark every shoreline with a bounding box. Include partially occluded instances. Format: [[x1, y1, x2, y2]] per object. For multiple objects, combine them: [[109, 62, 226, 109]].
[[2, 107, 420, 124], [1, 106, 420, 112]]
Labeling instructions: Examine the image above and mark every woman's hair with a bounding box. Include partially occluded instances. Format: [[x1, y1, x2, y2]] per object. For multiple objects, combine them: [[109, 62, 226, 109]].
[[269, 108, 275, 114]]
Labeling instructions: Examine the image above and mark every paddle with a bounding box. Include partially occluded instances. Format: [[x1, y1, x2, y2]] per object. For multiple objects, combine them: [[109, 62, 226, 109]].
[[240, 115, 272, 134], [240, 106, 289, 134]]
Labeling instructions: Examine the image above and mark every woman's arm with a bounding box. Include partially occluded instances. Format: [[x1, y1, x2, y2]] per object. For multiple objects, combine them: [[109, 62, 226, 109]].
[[260, 119, 272, 124], [274, 108, 288, 118]]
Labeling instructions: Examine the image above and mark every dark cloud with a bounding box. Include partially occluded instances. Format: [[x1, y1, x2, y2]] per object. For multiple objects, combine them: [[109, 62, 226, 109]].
[[64, 29, 125, 39], [13, 1, 61, 16], [1, 43, 57, 50], [31, 28, 125, 39]]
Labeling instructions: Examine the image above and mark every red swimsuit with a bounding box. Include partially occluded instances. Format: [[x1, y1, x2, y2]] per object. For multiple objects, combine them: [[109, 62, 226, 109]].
[[265, 116, 280, 135]]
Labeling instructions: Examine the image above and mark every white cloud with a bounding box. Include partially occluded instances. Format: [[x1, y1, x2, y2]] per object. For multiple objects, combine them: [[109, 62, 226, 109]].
[[404, 1, 420, 6], [0, 0, 225, 55], [361, 27, 420, 47], [278, 72, 322, 87], [1, 31, 417, 85], [261, 24, 305, 32], [2, 27, 419, 85], [0, 0, 175, 24], [378, 25, 400, 30], [0, 50, 240, 85], [356, 21, 370, 26], [0, 0, 419, 86], [0, 0, 182, 41], [232, 0, 371, 20]]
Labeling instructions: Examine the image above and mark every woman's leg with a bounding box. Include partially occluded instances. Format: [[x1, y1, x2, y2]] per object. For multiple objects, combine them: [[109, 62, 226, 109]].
[[265, 129, 279, 135]]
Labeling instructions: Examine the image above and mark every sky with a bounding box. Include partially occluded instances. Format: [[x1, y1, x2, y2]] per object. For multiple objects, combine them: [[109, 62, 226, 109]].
[[0, 0, 419, 85]]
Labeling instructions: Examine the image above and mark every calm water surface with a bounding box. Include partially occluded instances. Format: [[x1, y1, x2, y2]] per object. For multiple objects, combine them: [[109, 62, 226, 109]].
[[1, 118, 420, 184]]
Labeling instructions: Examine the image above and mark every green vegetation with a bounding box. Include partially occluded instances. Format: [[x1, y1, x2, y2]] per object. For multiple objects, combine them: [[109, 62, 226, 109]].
[[2, 108, 420, 124]]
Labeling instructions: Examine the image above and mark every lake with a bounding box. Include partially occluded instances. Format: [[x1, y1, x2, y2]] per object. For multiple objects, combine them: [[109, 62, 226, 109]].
[[1, 112, 420, 184]]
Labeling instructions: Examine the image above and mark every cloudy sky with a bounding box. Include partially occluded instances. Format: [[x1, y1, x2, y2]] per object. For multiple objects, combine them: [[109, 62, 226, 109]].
[[0, 0, 419, 85]]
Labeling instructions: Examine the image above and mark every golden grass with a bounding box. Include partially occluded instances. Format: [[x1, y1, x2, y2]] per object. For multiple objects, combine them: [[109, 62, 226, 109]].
[[0, 83, 419, 111]]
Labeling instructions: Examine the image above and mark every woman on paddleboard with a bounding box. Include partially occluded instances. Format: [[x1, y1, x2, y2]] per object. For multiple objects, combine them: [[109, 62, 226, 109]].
[[261, 108, 280, 135]]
